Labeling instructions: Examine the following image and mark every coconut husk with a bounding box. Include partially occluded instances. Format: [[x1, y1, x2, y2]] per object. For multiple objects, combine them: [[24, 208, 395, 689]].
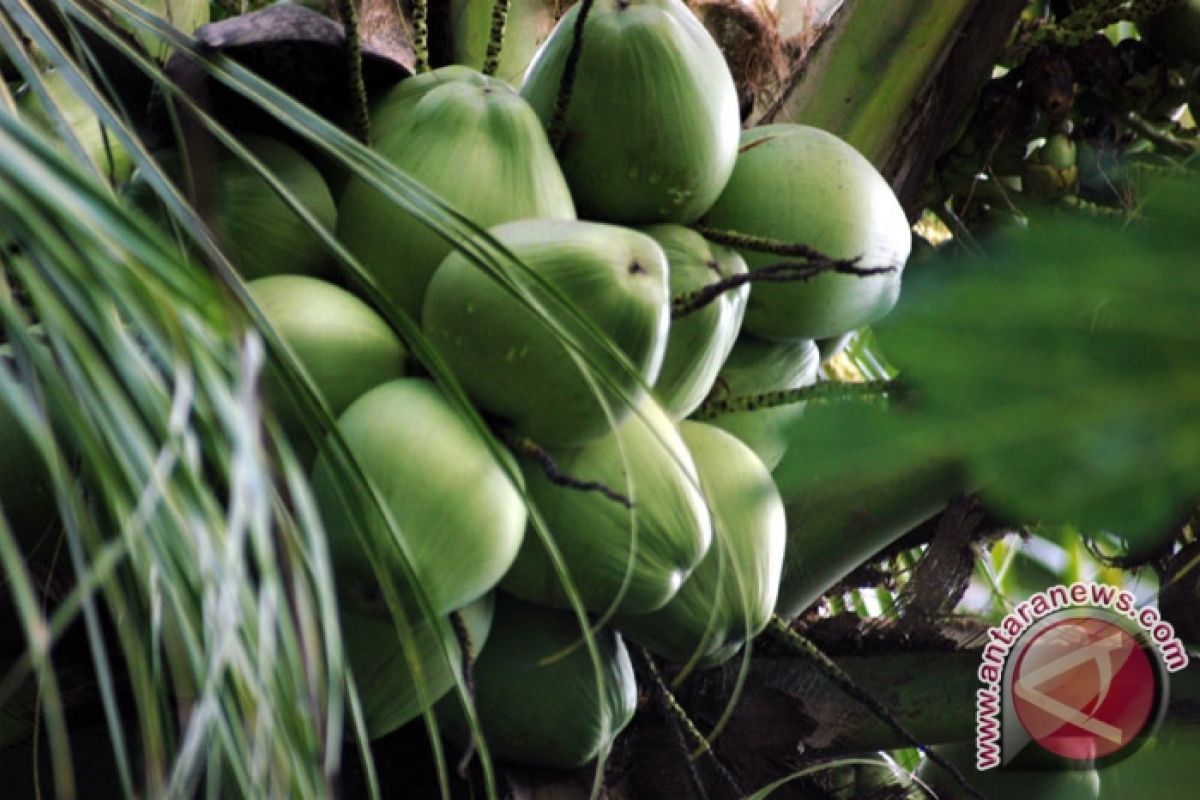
[[689, 0, 789, 119]]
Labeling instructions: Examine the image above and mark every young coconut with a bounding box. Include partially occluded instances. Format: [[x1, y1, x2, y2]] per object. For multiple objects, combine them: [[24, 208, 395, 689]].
[[708, 336, 820, 471], [702, 124, 911, 341], [127, 136, 337, 280], [640, 224, 748, 419], [310, 379, 525, 615], [16, 70, 133, 182], [422, 218, 669, 447], [448, 0, 558, 86], [617, 421, 785, 667], [341, 594, 494, 740], [435, 594, 638, 769], [246, 275, 406, 451], [337, 66, 575, 319], [501, 397, 712, 615], [521, 0, 740, 224]]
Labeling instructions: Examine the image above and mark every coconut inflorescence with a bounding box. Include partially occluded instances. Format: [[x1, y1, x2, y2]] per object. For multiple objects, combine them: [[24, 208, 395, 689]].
[[106, 0, 921, 772]]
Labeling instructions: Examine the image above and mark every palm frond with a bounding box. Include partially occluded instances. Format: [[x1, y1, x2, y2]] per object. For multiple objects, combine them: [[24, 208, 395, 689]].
[[0, 105, 349, 795]]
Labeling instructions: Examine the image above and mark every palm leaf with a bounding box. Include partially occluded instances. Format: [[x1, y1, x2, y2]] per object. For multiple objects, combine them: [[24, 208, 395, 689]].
[[1, 2, 689, 796], [0, 106, 345, 796]]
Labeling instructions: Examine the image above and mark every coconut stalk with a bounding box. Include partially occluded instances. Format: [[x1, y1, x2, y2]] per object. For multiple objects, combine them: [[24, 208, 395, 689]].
[[764, 0, 1027, 217]]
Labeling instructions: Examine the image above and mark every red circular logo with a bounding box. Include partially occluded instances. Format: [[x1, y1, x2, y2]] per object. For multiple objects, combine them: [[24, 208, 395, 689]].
[[1012, 617, 1156, 761]]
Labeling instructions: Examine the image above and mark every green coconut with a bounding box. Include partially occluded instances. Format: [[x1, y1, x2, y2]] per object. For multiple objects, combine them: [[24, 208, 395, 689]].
[[640, 224, 748, 419], [310, 379, 525, 615], [702, 124, 911, 341], [338, 66, 574, 319], [1140, 0, 1200, 63], [423, 218, 669, 447], [617, 422, 784, 666], [521, 0, 740, 223], [127, 136, 337, 280], [436, 594, 637, 769], [342, 594, 494, 740], [449, 0, 558, 86], [501, 397, 711, 614], [16, 70, 133, 182], [708, 336, 820, 471], [917, 743, 1101, 800], [247, 275, 405, 441]]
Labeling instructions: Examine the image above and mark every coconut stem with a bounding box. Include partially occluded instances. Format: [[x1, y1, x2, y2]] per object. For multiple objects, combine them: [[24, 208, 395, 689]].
[[693, 380, 896, 420], [671, 260, 896, 319], [336, 0, 370, 143], [636, 648, 744, 799], [412, 0, 431, 73], [547, 0, 596, 153], [450, 609, 479, 778], [482, 0, 512, 77], [500, 430, 634, 509], [768, 617, 988, 800]]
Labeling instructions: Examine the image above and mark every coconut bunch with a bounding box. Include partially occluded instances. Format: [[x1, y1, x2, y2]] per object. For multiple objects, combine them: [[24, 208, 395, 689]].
[[13, 0, 918, 771]]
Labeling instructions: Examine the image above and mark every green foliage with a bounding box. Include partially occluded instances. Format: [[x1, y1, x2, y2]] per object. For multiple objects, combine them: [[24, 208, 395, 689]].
[[3, 1, 1198, 797], [0, 107, 346, 797], [777, 177, 1200, 560]]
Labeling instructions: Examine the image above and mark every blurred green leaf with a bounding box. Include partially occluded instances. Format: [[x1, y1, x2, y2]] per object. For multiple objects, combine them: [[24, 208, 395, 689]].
[[779, 178, 1200, 562], [887, 180, 1200, 545]]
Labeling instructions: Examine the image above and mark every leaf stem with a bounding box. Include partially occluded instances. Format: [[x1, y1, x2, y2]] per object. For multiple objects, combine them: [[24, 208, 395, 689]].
[[636, 648, 743, 799], [499, 429, 633, 508], [691, 226, 851, 261], [450, 610, 478, 778], [412, 0, 430, 73], [336, 0, 370, 143], [693, 380, 896, 420], [671, 260, 895, 319]]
